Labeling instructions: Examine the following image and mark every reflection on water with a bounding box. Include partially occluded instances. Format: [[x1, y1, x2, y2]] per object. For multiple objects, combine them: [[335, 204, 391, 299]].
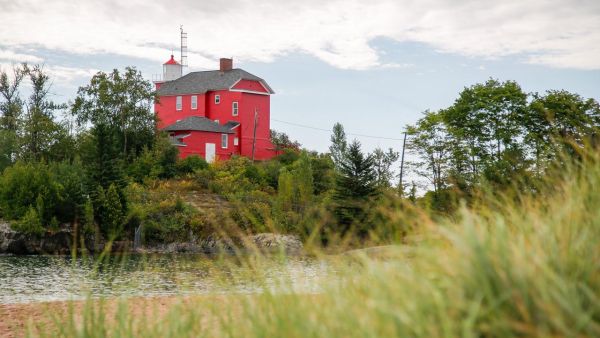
[[0, 254, 327, 304]]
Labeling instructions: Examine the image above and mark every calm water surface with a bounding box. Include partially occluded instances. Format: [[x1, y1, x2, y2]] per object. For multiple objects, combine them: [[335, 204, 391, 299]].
[[0, 254, 327, 304]]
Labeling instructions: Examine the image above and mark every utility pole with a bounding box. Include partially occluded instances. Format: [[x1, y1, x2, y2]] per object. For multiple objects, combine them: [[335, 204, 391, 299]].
[[251, 108, 258, 161], [399, 131, 408, 195]]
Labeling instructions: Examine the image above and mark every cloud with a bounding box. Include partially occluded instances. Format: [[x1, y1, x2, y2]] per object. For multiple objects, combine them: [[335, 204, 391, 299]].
[[0, 50, 44, 63], [0, 0, 599, 70], [0, 62, 98, 90], [45, 65, 99, 86]]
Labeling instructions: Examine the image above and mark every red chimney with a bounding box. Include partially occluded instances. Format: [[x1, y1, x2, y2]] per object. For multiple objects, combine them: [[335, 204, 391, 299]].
[[220, 58, 233, 71]]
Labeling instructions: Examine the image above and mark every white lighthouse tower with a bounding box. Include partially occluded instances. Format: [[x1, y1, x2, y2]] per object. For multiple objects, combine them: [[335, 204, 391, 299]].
[[154, 26, 188, 84], [162, 55, 182, 81]]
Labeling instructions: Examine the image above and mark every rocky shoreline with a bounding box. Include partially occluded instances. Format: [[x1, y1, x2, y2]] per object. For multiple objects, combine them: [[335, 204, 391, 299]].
[[136, 233, 303, 255], [0, 221, 303, 256], [0, 221, 74, 255]]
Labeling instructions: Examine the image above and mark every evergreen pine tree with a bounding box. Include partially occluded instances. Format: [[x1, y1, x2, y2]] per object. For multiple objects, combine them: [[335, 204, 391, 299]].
[[333, 140, 378, 234], [93, 185, 107, 237], [104, 183, 124, 239], [89, 124, 123, 189], [82, 197, 95, 235]]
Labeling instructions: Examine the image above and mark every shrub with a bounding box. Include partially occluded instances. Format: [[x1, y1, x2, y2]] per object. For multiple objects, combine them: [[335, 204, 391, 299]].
[[140, 197, 196, 243], [104, 183, 125, 239], [82, 198, 95, 235], [176, 156, 208, 176], [127, 136, 180, 182], [0, 161, 63, 223], [10, 206, 44, 235], [275, 148, 300, 165], [194, 168, 215, 190], [123, 182, 199, 244], [49, 160, 87, 221], [128, 147, 159, 182], [209, 157, 265, 194], [228, 190, 274, 233]]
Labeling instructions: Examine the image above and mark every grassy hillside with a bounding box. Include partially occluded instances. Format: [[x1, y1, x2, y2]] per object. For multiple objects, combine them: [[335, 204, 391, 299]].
[[20, 152, 600, 337]]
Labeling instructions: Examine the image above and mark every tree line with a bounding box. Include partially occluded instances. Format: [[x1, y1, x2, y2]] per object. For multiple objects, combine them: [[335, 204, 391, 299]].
[[1, 63, 598, 246], [405, 79, 600, 212], [0, 63, 169, 240]]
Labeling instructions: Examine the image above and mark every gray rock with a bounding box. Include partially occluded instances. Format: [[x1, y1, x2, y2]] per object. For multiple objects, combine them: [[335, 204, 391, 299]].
[[249, 233, 303, 255], [0, 220, 73, 255], [0, 221, 24, 254], [137, 233, 303, 255], [2, 218, 305, 256]]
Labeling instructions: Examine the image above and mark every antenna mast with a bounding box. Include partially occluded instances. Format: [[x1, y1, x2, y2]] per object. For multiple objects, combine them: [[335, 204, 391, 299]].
[[180, 25, 188, 69]]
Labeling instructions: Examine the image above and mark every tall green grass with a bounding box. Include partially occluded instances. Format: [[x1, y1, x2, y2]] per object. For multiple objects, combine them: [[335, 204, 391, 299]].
[[31, 153, 600, 337]]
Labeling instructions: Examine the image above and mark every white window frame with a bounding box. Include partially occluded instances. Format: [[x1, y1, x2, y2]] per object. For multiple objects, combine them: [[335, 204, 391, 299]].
[[233, 137, 239, 146], [221, 134, 228, 149], [232, 101, 238, 116], [176, 96, 182, 111], [215, 95, 220, 104], [191, 95, 197, 110]]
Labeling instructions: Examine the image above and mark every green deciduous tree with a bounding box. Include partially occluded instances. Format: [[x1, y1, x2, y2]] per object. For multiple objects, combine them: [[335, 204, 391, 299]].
[[526, 90, 600, 171], [21, 65, 66, 162], [277, 168, 294, 212], [0, 64, 28, 170], [71, 67, 156, 159], [372, 147, 399, 188], [310, 152, 335, 195], [0, 63, 27, 132], [276, 151, 314, 213], [406, 111, 452, 193], [442, 79, 528, 186], [329, 122, 347, 169], [270, 130, 301, 151], [406, 79, 600, 211]]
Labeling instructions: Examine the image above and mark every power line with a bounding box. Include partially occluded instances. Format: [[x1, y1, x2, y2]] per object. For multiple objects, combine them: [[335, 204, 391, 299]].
[[271, 118, 406, 141]]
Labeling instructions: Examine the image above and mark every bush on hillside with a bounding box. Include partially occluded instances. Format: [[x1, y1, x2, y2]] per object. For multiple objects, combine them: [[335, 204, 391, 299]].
[[128, 136, 179, 182], [124, 182, 200, 244], [11, 206, 44, 235], [176, 155, 208, 176], [0, 162, 62, 222]]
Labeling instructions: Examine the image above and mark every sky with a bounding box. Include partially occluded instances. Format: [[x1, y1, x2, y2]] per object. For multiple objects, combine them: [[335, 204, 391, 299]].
[[1, 0, 599, 182]]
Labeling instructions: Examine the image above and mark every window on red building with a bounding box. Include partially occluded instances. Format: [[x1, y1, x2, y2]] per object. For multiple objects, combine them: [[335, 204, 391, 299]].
[[215, 95, 220, 104], [221, 134, 228, 148], [232, 101, 238, 116], [191, 95, 197, 110], [176, 96, 182, 111]]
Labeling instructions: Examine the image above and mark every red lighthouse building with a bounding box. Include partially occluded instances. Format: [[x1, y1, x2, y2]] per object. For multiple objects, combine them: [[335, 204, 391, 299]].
[[154, 56, 277, 162]]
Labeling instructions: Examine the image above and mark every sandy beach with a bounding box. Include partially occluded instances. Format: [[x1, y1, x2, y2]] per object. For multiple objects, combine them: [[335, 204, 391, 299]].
[[0, 296, 220, 338]]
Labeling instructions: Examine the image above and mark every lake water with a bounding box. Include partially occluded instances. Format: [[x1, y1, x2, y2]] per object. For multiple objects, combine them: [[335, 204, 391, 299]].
[[0, 254, 328, 304]]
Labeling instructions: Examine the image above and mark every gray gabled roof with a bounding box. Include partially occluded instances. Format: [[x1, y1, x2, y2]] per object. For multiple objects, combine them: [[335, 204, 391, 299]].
[[157, 68, 274, 96], [223, 121, 240, 130], [162, 116, 235, 134], [168, 136, 187, 146]]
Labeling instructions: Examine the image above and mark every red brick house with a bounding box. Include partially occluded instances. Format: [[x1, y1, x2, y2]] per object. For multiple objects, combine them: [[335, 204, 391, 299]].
[[154, 57, 277, 162]]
